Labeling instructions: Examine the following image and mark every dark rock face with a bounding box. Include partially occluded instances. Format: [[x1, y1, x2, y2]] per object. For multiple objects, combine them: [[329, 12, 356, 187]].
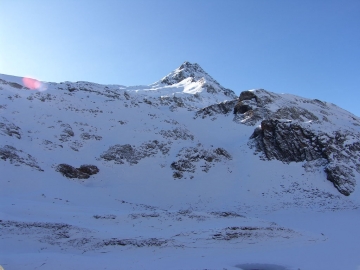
[[56, 164, 99, 179], [233, 90, 265, 125], [235, 89, 360, 196], [251, 120, 324, 162], [239, 90, 257, 102], [233, 89, 320, 125], [195, 100, 237, 119], [250, 119, 360, 196], [234, 103, 252, 114], [78, 164, 100, 175]]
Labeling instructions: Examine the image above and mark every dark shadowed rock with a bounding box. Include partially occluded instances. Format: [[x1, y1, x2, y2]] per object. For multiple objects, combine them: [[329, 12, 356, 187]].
[[325, 165, 355, 196], [250, 119, 359, 196], [78, 164, 100, 175], [56, 164, 99, 179], [239, 90, 257, 102], [195, 100, 237, 119], [233, 103, 252, 114], [234, 89, 360, 196]]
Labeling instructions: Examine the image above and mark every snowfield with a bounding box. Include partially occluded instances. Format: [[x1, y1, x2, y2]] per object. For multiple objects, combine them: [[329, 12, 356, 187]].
[[0, 62, 359, 270]]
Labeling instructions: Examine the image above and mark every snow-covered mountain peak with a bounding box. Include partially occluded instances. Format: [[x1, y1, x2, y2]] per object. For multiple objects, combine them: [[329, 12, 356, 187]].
[[159, 61, 214, 86], [150, 61, 237, 100]]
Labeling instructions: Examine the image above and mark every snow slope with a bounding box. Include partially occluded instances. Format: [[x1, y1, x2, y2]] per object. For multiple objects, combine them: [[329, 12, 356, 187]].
[[0, 63, 360, 270]]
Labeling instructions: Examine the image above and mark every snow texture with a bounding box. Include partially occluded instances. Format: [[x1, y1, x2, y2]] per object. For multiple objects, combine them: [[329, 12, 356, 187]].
[[1, 62, 360, 270]]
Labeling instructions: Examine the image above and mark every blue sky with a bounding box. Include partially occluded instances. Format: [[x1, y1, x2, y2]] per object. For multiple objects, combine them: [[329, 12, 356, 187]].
[[1, 0, 359, 116]]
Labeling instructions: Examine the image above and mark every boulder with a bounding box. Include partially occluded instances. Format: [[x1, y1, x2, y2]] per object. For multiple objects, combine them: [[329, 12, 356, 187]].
[[56, 164, 99, 179]]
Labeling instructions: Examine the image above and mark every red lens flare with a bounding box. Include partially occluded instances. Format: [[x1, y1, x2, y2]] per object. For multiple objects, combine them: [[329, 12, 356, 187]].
[[22, 77, 42, 90]]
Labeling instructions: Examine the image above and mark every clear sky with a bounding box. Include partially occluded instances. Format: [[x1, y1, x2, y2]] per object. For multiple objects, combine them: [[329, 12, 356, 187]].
[[1, 0, 359, 116]]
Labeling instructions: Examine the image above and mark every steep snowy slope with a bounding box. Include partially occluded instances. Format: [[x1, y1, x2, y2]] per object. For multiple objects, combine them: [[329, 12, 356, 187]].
[[1, 63, 360, 270]]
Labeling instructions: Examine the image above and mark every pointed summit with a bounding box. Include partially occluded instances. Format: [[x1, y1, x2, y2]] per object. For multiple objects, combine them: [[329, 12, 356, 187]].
[[158, 61, 237, 99], [160, 61, 218, 86]]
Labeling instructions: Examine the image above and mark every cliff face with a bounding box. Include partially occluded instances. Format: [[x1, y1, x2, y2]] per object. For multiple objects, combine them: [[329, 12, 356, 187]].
[[234, 90, 360, 196], [249, 119, 360, 196]]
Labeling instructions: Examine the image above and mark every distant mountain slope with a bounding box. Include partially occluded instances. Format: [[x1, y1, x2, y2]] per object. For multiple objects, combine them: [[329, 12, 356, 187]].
[[1, 62, 359, 197], [1, 62, 359, 269]]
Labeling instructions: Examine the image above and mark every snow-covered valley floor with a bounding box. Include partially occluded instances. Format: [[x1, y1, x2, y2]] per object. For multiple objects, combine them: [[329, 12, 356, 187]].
[[1, 178, 359, 270], [2, 206, 360, 270]]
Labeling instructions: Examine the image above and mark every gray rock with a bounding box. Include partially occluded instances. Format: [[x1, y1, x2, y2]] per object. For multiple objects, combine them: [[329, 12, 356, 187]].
[[59, 123, 74, 142], [234, 89, 360, 196], [0, 145, 43, 171], [195, 100, 237, 119], [0, 117, 21, 139], [159, 127, 194, 141], [171, 145, 232, 178], [100, 140, 170, 165], [56, 164, 99, 179], [250, 119, 359, 196]]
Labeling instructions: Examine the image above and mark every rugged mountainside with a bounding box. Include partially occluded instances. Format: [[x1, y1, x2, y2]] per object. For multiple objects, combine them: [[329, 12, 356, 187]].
[[1, 62, 360, 269], [232, 89, 360, 196]]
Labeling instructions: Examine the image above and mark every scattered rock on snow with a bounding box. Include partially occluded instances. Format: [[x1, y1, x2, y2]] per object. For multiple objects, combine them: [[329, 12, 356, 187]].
[[0, 117, 22, 139], [159, 127, 194, 141], [0, 145, 43, 171], [212, 226, 297, 241], [171, 145, 232, 178], [56, 164, 99, 179], [100, 140, 170, 165], [59, 123, 74, 142]]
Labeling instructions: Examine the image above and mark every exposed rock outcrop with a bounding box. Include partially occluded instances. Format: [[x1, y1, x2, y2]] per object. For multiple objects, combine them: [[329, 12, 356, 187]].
[[234, 89, 322, 125], [159, 127, 194, 141], [0, 117, 21, 139], [100, 140, 170, 165], [171, 145, 232, 178], [195, 100, 237, 119], [241, 89, 360, 196], [0, 145, 43, 171], [56, 164, 99, 179]]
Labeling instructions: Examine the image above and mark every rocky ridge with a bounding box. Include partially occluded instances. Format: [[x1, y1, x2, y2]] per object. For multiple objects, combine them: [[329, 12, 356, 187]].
[[233, 89, 360, 195]]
